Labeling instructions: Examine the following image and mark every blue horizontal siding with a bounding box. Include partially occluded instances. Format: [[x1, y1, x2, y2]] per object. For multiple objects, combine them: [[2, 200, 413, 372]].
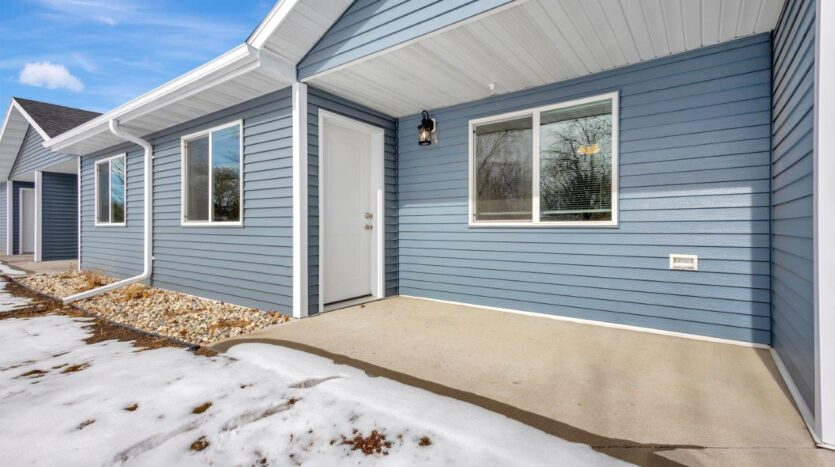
[[298, 0, 512, 78], [9, 125, 75, 180], [397, 34, 773, 344], [41, 172, 78, 261], [307, 86, 398, 314], [148, 88, 294, 313], [771, 0, 816, 412], [80, 144, 144, 278]]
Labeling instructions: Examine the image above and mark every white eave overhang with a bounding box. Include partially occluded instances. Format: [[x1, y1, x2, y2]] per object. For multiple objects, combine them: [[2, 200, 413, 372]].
[[302, 0, 786, 118], [0, 99, 52, 180], [47, 44, 295, 155], [47, 0, 352, 156]]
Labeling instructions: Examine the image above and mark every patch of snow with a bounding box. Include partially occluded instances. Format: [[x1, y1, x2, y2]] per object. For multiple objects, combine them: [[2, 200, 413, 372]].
[[0, 280, 32, 312], [0, 313, 625, 466], [0, 262, 27, 276]]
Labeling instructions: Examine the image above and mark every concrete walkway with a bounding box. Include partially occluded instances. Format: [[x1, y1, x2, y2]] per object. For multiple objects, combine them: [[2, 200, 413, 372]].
[[215, 296, 835, 466], [0, 255, 75, 275]]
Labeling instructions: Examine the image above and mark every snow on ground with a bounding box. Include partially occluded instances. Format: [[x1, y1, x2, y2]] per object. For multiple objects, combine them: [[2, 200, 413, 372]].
[[0, 284, 625, 466], [0, 280, 33, 311], [0, 261, 27, 276]]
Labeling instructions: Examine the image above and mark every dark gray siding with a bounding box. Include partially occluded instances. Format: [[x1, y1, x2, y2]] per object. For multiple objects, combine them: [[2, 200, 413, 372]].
[[298, 0, 512, 79], [771, 0, 816, 411], [398, 34, 773, 344], [307, 87, 398, 314], [0, 182, 6, 254], [149, 89, 293, 313], [12, 181, 34, 254], [9, 126, 75, 179], [41, 172, 78, 261], [80, 144, 144, 277]]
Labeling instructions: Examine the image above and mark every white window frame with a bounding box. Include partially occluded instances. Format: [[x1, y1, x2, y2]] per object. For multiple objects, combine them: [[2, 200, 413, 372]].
[[180, 120, 244, 227], [468, 91, 619, 228], [94, 153, 127, 227]]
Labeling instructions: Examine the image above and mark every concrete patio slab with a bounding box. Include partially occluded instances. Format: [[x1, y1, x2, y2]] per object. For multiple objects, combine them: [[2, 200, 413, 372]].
[[214, 296, 834, 466], [0, 255, 75, 276]]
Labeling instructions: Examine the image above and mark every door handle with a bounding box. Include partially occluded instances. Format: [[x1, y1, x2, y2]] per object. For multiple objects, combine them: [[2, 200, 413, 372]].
[[364, 224, 373, 230]]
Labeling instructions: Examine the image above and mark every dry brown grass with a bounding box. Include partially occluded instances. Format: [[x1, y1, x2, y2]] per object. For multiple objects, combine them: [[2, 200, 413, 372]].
[[80, 270, 109, 291], [118, 283, 152, 301]]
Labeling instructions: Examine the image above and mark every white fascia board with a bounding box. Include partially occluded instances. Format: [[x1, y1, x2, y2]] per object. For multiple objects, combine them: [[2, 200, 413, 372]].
[[247, 0, 301, 49], [1, 100, 51, 144], [46, 44, 258, 153], [815, 0, 835, 447]]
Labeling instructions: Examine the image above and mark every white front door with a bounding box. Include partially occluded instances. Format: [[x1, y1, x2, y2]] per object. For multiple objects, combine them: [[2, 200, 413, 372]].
[[322, 120, 373, 304], [20, 188, 35, 254]]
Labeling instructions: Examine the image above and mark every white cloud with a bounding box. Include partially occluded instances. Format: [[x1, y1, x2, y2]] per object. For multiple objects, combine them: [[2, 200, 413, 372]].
[[18, 62, 84, 91], [94, 16, 117, 26]]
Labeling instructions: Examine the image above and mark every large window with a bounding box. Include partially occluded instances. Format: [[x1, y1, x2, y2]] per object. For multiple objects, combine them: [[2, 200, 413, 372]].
[[95, 154, 126, 226], [470, 92, 618, 226], [181, 121, 242, 225]]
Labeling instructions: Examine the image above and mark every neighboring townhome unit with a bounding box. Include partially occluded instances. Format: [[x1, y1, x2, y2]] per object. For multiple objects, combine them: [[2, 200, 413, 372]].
[[41, 0, 833, 448], [0, 98, 100, 260]]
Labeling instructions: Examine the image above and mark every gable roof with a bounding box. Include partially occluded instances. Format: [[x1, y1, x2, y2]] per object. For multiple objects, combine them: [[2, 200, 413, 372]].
[[0, 98, 99, 180], [13, 98, 100, 138]]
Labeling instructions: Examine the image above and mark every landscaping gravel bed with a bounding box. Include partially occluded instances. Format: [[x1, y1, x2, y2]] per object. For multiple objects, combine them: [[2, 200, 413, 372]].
[[19, 271, 290, 345]]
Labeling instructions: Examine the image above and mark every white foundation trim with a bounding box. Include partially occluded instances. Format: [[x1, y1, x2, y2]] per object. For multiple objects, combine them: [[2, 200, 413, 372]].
[[34, 171, 41, 262], [771, 347, 831, 449], [292, 82, 308, 318], [399, 294, 771, 349], [815, 0, 835, 447]]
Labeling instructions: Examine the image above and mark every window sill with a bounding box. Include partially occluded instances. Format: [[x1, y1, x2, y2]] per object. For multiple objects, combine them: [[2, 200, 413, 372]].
[[94, 223, 127, 228], [468, 221, 619, 229], [180, 222, 243, 228]]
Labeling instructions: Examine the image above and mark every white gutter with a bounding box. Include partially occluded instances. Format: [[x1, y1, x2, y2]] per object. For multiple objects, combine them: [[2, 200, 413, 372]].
[[63, 119, 152, 303]]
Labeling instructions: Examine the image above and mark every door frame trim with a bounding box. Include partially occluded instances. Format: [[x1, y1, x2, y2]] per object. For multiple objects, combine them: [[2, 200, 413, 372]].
[[318, 109, 385, 314], [18, 187, 35, 255]]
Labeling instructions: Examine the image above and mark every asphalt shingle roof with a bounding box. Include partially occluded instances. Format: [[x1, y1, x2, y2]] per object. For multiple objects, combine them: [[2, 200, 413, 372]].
[[13, 98, 101, 138]]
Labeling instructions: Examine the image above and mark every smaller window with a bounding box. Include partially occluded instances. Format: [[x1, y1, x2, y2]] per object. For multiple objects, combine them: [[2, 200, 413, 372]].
[[181, 121, 243, 225], [95, 154, 126, 226]]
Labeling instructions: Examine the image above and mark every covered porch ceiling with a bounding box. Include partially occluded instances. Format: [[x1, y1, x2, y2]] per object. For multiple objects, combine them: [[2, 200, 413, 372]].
[[303, 0, 786, 118]]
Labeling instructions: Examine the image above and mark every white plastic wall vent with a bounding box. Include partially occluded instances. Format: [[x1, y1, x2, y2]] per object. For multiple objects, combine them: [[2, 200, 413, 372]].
[[669, 254, 698, 271]]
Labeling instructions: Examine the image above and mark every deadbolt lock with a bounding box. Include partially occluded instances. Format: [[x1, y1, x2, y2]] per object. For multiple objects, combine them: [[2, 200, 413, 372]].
[[364, 212, 373, 219]]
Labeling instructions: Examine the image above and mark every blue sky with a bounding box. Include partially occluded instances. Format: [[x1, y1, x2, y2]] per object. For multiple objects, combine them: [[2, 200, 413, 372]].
[[0, 0, 274, 114]]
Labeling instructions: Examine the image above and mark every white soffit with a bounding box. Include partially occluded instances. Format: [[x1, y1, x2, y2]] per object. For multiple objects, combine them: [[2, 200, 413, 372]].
[[249, 0, 353, 63], [305, 0, 786, 117], [48, 45, 294, 155]]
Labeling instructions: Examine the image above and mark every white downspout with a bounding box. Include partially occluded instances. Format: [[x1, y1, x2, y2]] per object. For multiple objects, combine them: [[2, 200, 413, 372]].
[[63, 119, 152, 303]]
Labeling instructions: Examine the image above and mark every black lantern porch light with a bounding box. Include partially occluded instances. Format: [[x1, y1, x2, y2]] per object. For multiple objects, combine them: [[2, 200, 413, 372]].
[[418, 110, 435, 146]]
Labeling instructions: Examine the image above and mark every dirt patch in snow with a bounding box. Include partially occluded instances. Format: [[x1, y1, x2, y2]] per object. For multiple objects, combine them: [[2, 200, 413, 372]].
[[19, 271, 291, 345], [1, 278, 211, 355]]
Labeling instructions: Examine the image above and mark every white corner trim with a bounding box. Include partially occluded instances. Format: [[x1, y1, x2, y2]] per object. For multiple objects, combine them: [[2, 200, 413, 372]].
[[815, 0, 835, 446], [5, 181, 10, 255], [34, 171, 41, 262], [292, 82, 309, 318], [77, 157, 81, 272], [399, 294, 772, 349]]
